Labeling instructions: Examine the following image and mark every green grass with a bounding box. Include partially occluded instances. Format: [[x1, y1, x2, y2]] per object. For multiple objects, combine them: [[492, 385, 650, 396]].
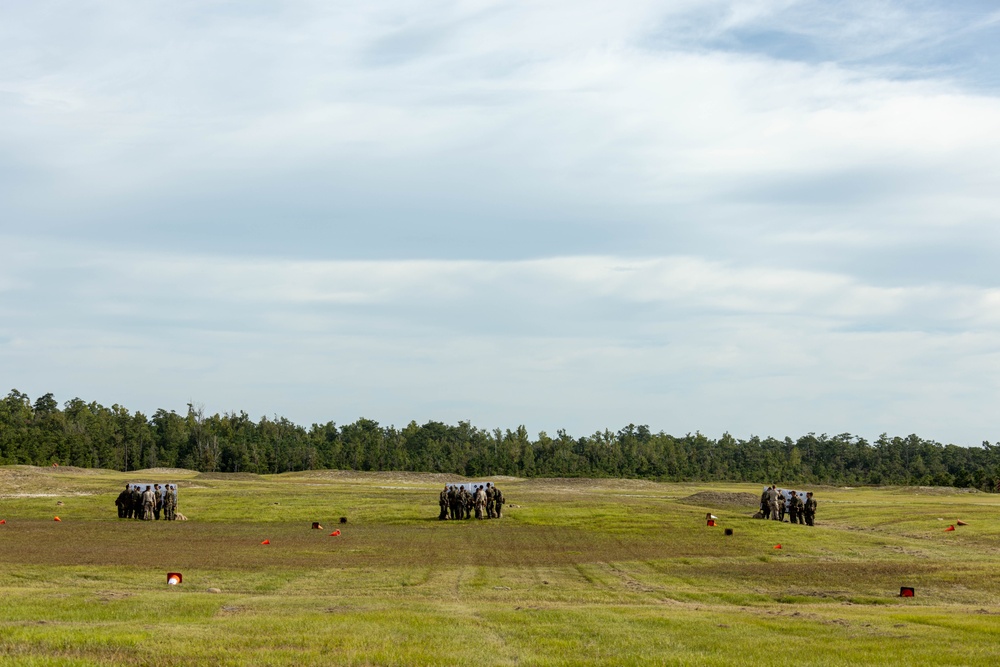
[[1, 467, 999, 665]]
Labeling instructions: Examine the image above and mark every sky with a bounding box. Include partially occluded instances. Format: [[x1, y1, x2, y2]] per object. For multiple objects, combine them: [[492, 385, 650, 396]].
[[2, 1, 999, 444]]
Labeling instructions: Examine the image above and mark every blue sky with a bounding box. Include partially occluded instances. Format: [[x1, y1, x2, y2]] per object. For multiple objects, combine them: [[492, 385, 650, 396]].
[[2, 1, 999, 444]]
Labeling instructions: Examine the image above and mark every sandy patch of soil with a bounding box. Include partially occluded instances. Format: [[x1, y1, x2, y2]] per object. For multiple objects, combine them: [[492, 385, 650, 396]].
[[677, 491, 760, 508]]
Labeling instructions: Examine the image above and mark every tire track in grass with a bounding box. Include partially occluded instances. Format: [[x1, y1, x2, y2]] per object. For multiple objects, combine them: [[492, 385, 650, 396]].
[[447, 575, 520, 666], [452, 565, 468, 600]]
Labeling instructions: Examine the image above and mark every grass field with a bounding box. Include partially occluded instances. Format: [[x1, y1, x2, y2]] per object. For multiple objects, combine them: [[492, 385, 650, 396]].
[[1, 466, 998, 666]]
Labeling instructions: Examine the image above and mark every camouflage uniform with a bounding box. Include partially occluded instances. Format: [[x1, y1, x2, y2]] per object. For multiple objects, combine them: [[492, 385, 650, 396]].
[[153, 485, 163, 520], [485, 484, 496, 518], [766, 486, 780, 521], [115, 486, 130, 519], [141, 486, 156, 521], [163, 486, 176, 521], [788, 491, 800, 524], [804, 493, 817, 526], [462, 488, 472, 519], [448, 487, 461, 520], [131, 487, 142, 520], [474, 486, 486, 519], [494, 487, 504, 518], [438, 487, 449, 520]]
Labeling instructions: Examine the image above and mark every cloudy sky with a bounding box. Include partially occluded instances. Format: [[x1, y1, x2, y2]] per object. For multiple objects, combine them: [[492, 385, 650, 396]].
[[2, 1, 999, 444]]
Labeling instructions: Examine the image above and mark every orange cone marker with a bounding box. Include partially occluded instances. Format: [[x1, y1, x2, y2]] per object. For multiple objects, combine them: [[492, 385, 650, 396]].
[[0, 519, 6, 525], [261, 539, 270, 545], [53, 516, 61, 522], [773, 544, 782, 549], [329, 530, 341, 536], [945, 525, 955, 532], [167, 573, 182, 585]]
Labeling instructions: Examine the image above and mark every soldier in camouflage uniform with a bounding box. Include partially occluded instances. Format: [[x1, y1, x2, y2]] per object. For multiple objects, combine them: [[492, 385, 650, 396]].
[[439, 485, 449, 520], [788, 490, 803, 524], [448, 486, 461, 520], [474, 485, 486, 519], [804, 492, 817, 526], [493, 486, 504, 518], [115, 484, 130, 519], [163, 485, 176, 521], [485, 483, 496, 518], [766, 485, 780, 521], [462, 487, 473, 519], [131, 485, 143, 520], [153, 484, 163, 520]]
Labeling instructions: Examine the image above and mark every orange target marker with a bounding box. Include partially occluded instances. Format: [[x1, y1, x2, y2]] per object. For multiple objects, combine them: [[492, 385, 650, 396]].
[[167, 573, 182, 585], [945, 525, 955, 532], [53, 516, 61, 522], [773, 544, 782, 549], [329, 530, 341, 537], [0, 519, 6, 525], [261, 539, 271, 545]]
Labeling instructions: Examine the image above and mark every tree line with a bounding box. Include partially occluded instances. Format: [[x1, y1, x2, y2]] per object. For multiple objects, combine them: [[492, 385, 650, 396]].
[[1, 389, 998, 490]]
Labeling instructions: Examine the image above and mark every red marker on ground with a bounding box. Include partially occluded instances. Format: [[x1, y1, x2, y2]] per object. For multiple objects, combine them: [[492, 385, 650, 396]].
[[261, 539, 271, 545], [329, 530, 341, 537]]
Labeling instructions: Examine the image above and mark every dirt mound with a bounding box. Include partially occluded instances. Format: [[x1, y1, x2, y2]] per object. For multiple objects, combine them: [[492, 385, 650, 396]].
[[131, 468, 195, 476], [678, 491, 760, 509], [897, 486, 980, 495], [196, 472, 263, 481]]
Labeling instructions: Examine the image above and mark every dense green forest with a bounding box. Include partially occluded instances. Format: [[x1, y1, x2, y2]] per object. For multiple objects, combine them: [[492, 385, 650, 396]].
[[1, 389, 997, 490]]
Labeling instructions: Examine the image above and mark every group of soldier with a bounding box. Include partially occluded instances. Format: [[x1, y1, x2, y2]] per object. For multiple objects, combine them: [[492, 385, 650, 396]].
[[439, 483, 505, 520], [758, 485, 817, 526], [114, 484, 178, 521]]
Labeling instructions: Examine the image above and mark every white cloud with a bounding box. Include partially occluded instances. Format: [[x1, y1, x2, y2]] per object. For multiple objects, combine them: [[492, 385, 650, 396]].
[[2, 239, 999, 442], [1, 2, 999, 444]]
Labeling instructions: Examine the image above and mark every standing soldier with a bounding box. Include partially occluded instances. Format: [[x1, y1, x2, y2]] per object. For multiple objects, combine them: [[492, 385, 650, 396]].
[[474, 485, 487, 519], [804, 492, 817, 526], [131, 485, 143, 520], [788, 490, 801, 525], [168, 485, 178, 521], [485, 483, 496, 519], [462, 486, 473, 519], [494, 486, 504, 518], [759, 487, 770, 519], [141, 485, 156, 520], [438, 485, 449, 520], [449, 485, 461, 521], [153, 484, 163, 520], [115, 484, 130, 519], [161, 485, 172, 521], [767, 485, 780, 521]]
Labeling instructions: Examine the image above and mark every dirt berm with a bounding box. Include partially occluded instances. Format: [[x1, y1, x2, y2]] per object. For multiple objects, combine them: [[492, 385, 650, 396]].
[[677, 491, 759, 509]]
